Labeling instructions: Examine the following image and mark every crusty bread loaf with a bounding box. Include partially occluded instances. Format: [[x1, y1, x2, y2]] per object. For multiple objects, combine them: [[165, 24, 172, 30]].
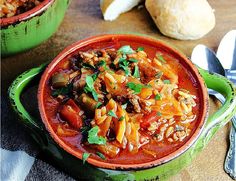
[[145, 0, 216, 40], [100, 0, 143, 21]]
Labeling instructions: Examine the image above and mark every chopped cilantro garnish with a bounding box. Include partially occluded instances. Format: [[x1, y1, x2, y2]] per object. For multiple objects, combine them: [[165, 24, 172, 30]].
[[119, 57, 128, 65], [119, 58, 130, 76], [120, 65, 130, 76], [88, 126, 106, 145], [126, 82, 146, 94], [163, 79, 171, 84], [121, 103, 127, 110], [91, 91, 98, 101], [97, 60, 106, 67], [108, 110, 118, 118], [95, 102, 102, 109], [129, 58, 138, 63], [91, 72, 99, 81], [51, 83, 73, 97], [157, 55, 166, 63], [118, 45, 135, 55], [118, 116, 125, 121], [155, 72, 163, 79], [96, 152, 106, 160], [84, 75, 98, 101], [82, 153, 90, 164], [133, 65, 140, 78], [86, 75, 95, 89], [137, 47, 144, 51], [157, 111, 162, 116], [155, 94, 161, 100]]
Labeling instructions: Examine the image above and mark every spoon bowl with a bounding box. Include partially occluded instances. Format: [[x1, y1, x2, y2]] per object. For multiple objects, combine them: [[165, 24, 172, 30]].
[[217, 30, 236, 70], [191, 44, 225, 76]]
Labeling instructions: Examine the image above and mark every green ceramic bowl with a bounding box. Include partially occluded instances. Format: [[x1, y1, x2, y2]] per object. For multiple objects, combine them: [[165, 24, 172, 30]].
[[0, 0, 70, 57], [8, 42, 236, 180]]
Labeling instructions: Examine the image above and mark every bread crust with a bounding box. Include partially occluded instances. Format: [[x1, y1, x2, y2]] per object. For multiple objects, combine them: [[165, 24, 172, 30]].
[[146, 0, 216, 40]]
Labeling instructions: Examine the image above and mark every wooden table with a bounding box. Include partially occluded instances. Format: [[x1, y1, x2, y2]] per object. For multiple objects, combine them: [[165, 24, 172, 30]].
[[1, 0, 236, 180]]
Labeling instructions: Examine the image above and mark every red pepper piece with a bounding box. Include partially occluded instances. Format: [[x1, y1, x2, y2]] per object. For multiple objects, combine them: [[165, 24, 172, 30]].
[[59, 99, 83, 129], [140, 111, 160, 129]]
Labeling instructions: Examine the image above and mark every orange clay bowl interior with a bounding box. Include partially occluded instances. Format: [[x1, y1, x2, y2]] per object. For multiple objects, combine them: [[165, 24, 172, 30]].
[[38, 34, 208, 170], [0, 0, 53, 26]]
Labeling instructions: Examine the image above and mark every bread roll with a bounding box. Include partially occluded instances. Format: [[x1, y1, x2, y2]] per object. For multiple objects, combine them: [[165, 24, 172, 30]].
[[100, 0, 143, 21], [145, 0, 216, 40]]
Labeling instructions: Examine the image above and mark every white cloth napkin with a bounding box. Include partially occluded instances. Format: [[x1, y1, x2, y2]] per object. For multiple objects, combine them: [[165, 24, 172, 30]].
[[1, 148, 35, 181]]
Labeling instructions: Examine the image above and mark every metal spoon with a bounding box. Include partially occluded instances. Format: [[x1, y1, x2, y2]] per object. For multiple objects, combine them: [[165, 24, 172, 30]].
[[191, 44, 227, 105], [191, 44, 236, 179], [217, 30, 236, 84], [216, 30, 236, 179], [217, 30, 236, 70]]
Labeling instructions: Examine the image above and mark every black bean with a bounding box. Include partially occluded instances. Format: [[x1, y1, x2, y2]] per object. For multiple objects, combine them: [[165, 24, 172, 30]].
[[106, 128, 116, 141]]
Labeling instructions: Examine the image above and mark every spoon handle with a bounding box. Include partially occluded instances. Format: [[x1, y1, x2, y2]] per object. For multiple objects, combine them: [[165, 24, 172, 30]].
[[210, 92, 236, 179], [225, 118, 236, 180]]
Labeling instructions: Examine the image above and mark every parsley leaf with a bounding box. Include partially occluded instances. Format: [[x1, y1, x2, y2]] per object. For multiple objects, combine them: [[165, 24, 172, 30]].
[[86, 76, 94, 89], [84, 75, 98, 101], [157, 55, 166, 63], [95, 102, 102, 109], [119, 57, 128, 64], [51, 83, 73, 97], [157, 111, 162, 116], [163, 79, 171, 84], [137, 47, 144, 51], [88, 126, 106, 145], [119, 58, 130, 76], [126, 82, 146, 94], [96, 152, 106, 160], [155, 94, 161, 100], [108, 110, 118, 118], [118, 116, 125, 121], [91, 91, 98, 101], [96, 60, 109, 70], [118, 45, 135, 55], [82, 153, 90, 164], [120, 65, 130, 76], [129, 58, 138, 63], [133, 65, 140, 78], [96, 60, 106, 67], [91, 72, 99, 81]]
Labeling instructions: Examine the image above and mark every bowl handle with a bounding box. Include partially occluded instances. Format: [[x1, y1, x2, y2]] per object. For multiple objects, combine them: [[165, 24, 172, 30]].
[[199, 68, 236, 144], [8, 64, 48, 146]]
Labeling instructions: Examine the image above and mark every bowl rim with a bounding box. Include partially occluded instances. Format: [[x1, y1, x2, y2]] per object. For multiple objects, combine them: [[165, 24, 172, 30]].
[[0, 0, 54, 27], [38, 34, 209, 170]]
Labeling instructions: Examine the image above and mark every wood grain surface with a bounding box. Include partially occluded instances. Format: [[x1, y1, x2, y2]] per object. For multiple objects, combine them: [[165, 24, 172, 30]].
[[1, 0, 236, 180]]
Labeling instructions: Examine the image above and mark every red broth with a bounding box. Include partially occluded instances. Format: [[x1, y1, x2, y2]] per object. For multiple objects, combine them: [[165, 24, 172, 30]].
[[42, 38, 202, 165]]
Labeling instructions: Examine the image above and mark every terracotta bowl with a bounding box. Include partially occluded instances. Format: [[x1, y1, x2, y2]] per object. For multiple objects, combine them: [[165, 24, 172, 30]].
[[0, 0, 69, 56], [38, 34, 209, 170]]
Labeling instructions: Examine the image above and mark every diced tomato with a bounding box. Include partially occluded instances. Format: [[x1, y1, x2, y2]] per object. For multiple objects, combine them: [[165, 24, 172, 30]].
[[140, 111, 160, 129], [57, 124, 78, 137], [59, 99, 83, 129]]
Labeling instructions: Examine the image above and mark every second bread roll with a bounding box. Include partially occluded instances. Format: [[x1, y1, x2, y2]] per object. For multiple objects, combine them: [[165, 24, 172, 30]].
[[145, 0, 216, 40]]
